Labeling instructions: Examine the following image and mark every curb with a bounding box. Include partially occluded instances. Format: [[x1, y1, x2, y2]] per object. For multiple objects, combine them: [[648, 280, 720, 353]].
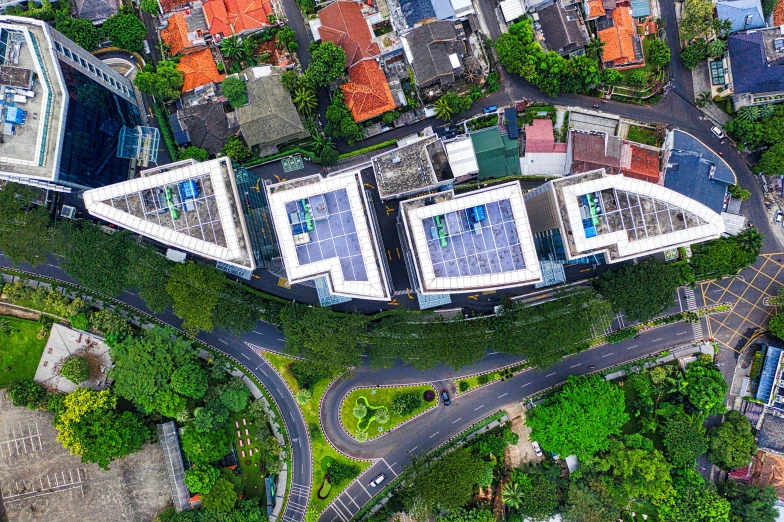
[[454, 362, 529, 397]]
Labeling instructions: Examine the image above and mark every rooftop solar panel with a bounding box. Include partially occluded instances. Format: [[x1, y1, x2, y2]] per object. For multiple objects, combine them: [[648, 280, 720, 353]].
[[286, 188, 368, 282]]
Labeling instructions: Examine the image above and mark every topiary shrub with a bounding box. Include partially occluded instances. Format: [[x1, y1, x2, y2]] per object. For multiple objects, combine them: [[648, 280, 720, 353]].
[[60, 356, 90, 384], [458, 381, 469, 393], [423, 389, 435, 402], [69, 313, 90, 331], [477, 373, 490, 385]]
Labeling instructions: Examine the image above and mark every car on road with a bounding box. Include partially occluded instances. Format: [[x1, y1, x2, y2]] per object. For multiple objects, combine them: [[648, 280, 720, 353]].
[[441, 389, 451, 405], [776, 211, 783, 223], [531, 441, 543, 457], [483, 105, 497, 114], [711, 126, 725, 139], [369, 473, 385, 487]]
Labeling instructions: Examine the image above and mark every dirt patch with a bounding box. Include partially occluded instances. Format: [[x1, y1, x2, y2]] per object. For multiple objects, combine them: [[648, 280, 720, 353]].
[[0, 302, 40, 321], [504, 409, 542, 468]]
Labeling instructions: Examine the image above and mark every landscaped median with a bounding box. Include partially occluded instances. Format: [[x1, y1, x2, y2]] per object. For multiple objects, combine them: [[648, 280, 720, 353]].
[[260, 351, 371, 513], [339, 385, 437, 441], [455, 364, 527, 395]]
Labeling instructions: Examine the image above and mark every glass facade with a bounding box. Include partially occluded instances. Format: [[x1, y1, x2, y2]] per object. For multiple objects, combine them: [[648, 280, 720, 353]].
[[57, 61, 141, 189]]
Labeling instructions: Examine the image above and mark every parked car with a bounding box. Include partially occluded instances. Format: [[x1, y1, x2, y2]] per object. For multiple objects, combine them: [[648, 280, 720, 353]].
[[776, 211, 783, 223], [441, 389, 451, 406], [483, 105, 497, 114], [531, 441, 543, 457], [711, 126, 725, 139], [369, 473, 386, 487]]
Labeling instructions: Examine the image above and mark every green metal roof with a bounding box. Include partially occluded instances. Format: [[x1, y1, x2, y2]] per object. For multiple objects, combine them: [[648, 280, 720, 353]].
[[470, 128, 520, 179]]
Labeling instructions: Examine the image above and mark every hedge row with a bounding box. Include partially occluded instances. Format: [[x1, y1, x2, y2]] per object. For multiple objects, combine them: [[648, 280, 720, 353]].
[[154, 102, 180, 162], [242, 147, 317, 167], [337, 139, 397, 160], [606, 327, 637, 344]]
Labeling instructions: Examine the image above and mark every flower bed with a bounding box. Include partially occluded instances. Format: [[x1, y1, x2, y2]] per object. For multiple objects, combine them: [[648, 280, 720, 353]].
[[339, 385, 436, 441]]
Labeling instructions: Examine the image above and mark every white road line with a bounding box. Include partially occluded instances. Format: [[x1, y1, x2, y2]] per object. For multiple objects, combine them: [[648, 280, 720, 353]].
[[602, 353, 613, 357], [277, 338, 285, 342], [429, 431, 440, 439], [410, 446, 418, 453], [474, 405, 485, 411], [498, 393, 508, 398], [241, 353, 251, 360], [290, 411, 296, 420], [677, 332, 687, 335], [381, 458, 398, 477], [653, 338, 663, 342], [358, 481, 371, 497], [522, 382, 531, 387], [252, 331, 264, 335], [219, 339, 228, 345], [451, 418, 462, 424], [335, 499, 353, 520], [276, 388, 283, 395], [569, 363, 581, 368], [627, 345, 638, 349], [545, 373, 556, 377]]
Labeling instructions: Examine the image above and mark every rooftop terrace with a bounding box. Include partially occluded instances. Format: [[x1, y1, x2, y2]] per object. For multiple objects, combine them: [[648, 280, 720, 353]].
[[372, 135, 454, 201]]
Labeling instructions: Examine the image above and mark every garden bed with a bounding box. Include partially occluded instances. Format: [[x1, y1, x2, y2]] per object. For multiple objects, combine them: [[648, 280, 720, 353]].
[[261, 351, 370, 512], [224, 410, 267, 500], [339, 385, 437, 441], [456, 364, 526, 395], [626, 125, 661, 146], [0, 316, 50, 388]]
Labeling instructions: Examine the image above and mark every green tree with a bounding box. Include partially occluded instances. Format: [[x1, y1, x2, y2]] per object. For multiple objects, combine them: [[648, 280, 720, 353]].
[[690, 234, 761, 278], [7, 379, 48, 409], [681, 39, 709, 69], [627, 70, 647, 88], [509, 470, 560, 521], [435, 97, 453, 120], [295, 389, 312, 405], [293, 86, 318, 116], [683, 360, 728, 415], [724, 118, 764, 149], [756, 142, 784, 176], [707, 410, 757, 470], [69, 312, 90, 331], [56, 224, 131, 295], [680, 0, 718, 41], [0, 182, 53, 267], [306, 42, 346, 86], [54, 388, 148, 469], [594, 435, 673, 505], [124, 243, 174, 314], [179, 146, 209, 162], [403, 448, 484, 517], [707, 39, 728, 59], [600, 68, 624, 86], [728, 185, 751, 201], [222, 136, 252, 162], [696, 91, 713, 108], [109, 327, 198, 415], [437, 508, 496, 522], [211, 281, 261, 335], [585, 38, 605, 59], [193, 400, 230, 432], [184, 464, 220, 493], [737, 227, 764, 254], [375, 406, 390, 424], [167, 262, 225, 335], [102, 11, 147, 53], [326, 461, 360, 484], [220, 384, 250, 412], [201, 477, 237, 513], [719, 482, 778, 522], [596, 258, 686, 323], [661, 468, 730, 522], [54, 17, 100, 51], [563, 482, 620, 522], [170, 363, 209, 399], [277, 26, 296, 49], [60, 356, 90, 384], [770, 312, 784, 339], [352, 402, 367, 419], [662, 414, 708, 468], [648, 38, 671, 68], [134, 60, 184, 101], [527, 375, 627, 461], [222, 76, 248, 107], [502, 481, 524, 509], [140, 0, 159, 13], [180, 426, 231, 464]]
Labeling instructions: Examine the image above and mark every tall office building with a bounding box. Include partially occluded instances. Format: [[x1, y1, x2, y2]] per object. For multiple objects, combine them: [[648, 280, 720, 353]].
[[0, 16, 144, 192]]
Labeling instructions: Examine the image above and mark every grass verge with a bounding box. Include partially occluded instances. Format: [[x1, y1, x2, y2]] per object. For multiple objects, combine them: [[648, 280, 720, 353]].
[[456, 372, 500, 394], [340, 385, 436, 440], [0, 316, 49, 388], [261, 351, 371, 512]]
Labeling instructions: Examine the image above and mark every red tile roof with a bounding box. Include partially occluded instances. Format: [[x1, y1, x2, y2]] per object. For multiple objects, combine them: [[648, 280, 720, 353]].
[[599, 8, 642, 67], [177, 48, 226, 92], [318, 1, 380, 68], [621, 142, 660, 183], [161, 12, 205, 56], [340, 60, 395, 122], [203, 0, 272, 38], [524, 119, 562, 153], [585, 0, 606, 19], [159, 0, 189, 14]]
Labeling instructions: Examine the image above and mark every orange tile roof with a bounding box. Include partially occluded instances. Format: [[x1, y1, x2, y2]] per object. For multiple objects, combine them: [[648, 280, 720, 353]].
[[340, 60, 395, 122], [622, 143, 660, 183], [161, 12, 204, 56], [203, 0, 272, 38], [318, 1, 380, 68], [775, 0, 784, 26], [586, 0, 606, 19], [177, 48, 226, 92], [599, 8, 641, 66]]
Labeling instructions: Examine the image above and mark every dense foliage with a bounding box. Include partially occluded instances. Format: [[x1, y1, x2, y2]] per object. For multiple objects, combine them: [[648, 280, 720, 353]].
[[7, 379, 49, 409], [690, 228, 763, 278], [707, 410, 757, 470], [324, 90, 364, 145], [60, 356, 90, 384], [134, 60, 184, 101], [55, 17, 100, 51], [305, 42, 347, 86], [222, 76, 248, 108], [102, 11, 147, 53]]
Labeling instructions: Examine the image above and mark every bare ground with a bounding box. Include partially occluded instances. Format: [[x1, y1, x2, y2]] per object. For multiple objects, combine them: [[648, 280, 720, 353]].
[[504, 404, 542, 468]]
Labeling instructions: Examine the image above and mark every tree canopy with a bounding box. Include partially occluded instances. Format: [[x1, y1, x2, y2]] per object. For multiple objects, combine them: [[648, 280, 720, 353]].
[[662, 413, 708, 468], [403, 448, 484, 517], [55, 17, 100, 51], [222, 76, 248, 108], [0, 182, 52, 266], [102, 11, 147, 53], [180, 426, 232, 464], [134, 60, 184, 100], [683, 360, 728, 415], [707, 410, 757, 470], [167, 262, 225, 335], [527, 375, 628, 460], [306, 42, 346, 86]]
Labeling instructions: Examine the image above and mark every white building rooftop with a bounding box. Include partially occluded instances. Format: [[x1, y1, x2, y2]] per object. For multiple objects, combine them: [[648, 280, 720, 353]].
[[265, 170, 391, 301], [445, 137, 479, 178], [83, 158, 255, 270], [401, 182, 542, 294]]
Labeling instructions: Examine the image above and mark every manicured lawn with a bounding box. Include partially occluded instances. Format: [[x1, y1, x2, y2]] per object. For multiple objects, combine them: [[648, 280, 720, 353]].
[[621, 37, 660, 86], [339, 385, 436, 440], [0, 316, 49, 388], [261, 351, 371, 512], [626, 125, 660, 146], [224, 410, 267, 501]]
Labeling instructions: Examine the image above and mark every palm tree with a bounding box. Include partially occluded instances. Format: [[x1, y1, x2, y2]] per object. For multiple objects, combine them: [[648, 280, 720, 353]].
[[309, 132, 332, 155], [434, 97, 453, 121], [219, 36, 244, 61], [737, 105, 761, 122], [736, 226, 763, 254], [585, 37, 605, 60], [759, 104, 774, 120], [502, 481, 524, 510], [293, 87, 318, 116], [707, 38, 728, 59], [696, 91, 712, 108]]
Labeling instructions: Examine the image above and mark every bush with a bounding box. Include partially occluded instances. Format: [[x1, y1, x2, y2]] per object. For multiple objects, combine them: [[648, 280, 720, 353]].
[[289, 360, 331, 390], [8, 379, 48, 409], [308, 422, 321, 440], [222, 136, 251, 162], [60, 356, 90, 384], [477, 373, 491, 385], [179, 146, 209, 162], [337, 140, 397, 160], [606, 328, 637, 344], [375, 406, 390, 424], [220, 386, 250, 412], [353, 402, 367, 419], [222, 76, 248, 108], [423, 389, 435, 402], [327, 461, 360, 485], [69, 312, 89, 331], [458, 381, 469, 393], [391, 393, 423, 416], [295, 389, 312, 405]]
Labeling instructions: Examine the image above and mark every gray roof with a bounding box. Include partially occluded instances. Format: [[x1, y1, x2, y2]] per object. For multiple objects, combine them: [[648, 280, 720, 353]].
[[73, 0, 120, 23], [236, 68, 309, 149], [759, 414, 784, 455], [180, 100, 237, 155], [405, 21, 465, 88], [538, 2, 587, 55], [716, 0, 765, 33], [728, 31, 784, 96]]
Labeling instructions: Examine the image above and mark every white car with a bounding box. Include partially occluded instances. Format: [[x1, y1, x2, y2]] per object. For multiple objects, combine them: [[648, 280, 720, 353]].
[[531, 441, 543, 457], [711, 126, 725, 139], [369, 473, 386, 488]]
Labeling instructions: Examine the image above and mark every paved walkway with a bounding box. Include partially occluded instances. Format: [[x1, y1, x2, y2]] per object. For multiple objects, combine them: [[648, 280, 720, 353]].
[[691, 60, 731, 127]]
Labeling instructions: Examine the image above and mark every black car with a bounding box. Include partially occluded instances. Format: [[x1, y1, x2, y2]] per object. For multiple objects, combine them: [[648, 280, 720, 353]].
[[441, 389, 451, 406]]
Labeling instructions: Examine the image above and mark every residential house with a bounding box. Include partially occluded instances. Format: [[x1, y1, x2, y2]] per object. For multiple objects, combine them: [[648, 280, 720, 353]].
[[177, 89, 238, 155], [537, 1, 589, 56], [471, 127, 522, 179], [748, 450, 784, 499], [177, 48, 226, 92], [583, 0, 606, 20], [597, 7, 645, 69], [402, 20, 466, 89], [157, 0, 192, 14], [725, 28, 784, 109], [399, 0, 455, 28], [318, 1, 396, 121], [235, 66, 309, 153], [202, 0, 273, 39], [72, 0, 119, 24], [160, 11, 208, 56], [570, 130, 661, 182], [520, 119, 568, 176], [716, 0, 765, 34], [630, 0, 650, 18]]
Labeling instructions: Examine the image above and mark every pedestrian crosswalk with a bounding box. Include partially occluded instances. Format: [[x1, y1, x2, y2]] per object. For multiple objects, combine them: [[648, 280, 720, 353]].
[[684, 288, 704, 341]]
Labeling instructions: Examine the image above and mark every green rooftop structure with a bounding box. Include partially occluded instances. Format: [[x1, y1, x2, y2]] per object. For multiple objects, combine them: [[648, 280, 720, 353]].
[[470, 128, 521, 179]]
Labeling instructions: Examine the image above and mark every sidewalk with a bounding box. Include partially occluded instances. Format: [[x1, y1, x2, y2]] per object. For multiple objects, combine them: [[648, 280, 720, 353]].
[[691, 60, 731, 127]]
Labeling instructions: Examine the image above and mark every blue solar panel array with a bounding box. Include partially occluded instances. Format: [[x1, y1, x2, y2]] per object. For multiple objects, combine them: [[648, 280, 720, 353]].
[[756, 345, 784, 403]]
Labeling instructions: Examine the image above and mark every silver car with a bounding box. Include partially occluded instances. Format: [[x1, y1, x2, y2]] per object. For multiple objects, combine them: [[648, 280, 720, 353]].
[[369, 473, 386, 488], [531, 441, 543, 457]]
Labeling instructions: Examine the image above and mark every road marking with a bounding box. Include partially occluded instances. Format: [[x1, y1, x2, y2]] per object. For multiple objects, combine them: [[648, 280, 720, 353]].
[[653, 338, 663, 342], [276, 388, 283, 395], [498, 393, 508, 398], [358, 481, 371, 497], [545, 373, 556, 377], [569, 363, 581, 368], [522, 382, 531, 387], [627, 345, 638, 349], [451, 418, 462, 424], [474, 405, 485, 411], [677, 332, 687, 335], [241, 353, 251, 360], [429, 431, 440, 439], [390, 461, 397, 468], [336, 498, 353, 519], [381, 458, 398, 477], [219, 339, 228, 345], [253, 331, 264, 335], [410, 446, 418, 452], [277, 338, 285, 342], [488, 351, 498, 355], [602, 353, 613, 357], [290, 411, 296, 420]]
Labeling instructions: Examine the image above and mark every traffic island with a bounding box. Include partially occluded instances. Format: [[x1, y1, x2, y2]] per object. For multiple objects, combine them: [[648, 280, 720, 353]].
[[339, 384, 438, 441]]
